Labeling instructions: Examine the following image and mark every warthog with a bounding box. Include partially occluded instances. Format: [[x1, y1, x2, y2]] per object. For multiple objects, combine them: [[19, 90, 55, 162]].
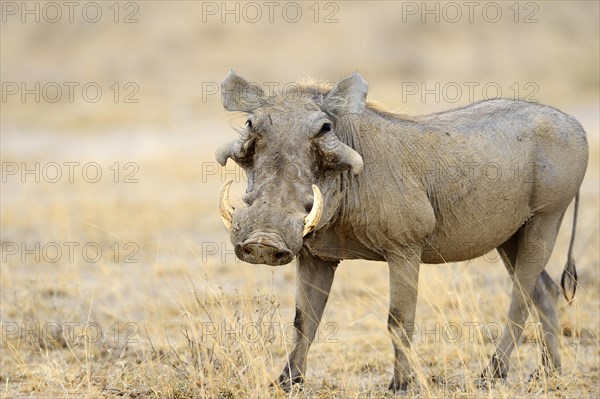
[[215, 71, 588, 391]]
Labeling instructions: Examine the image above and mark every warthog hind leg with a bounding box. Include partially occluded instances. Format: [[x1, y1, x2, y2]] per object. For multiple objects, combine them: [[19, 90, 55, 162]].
[[481, 211, 565, 383]]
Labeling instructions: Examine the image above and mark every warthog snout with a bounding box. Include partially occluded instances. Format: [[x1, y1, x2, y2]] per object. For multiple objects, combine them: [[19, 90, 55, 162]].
[[235, 233, 294, 266]]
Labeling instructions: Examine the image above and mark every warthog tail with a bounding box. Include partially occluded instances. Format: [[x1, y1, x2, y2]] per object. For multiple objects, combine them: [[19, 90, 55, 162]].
[[561, 191, 580, 303]]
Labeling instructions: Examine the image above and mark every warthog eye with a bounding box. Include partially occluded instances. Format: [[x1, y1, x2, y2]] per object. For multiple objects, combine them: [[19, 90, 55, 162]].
[[320, 123, 332, 134], [246, 119, 252, 129]]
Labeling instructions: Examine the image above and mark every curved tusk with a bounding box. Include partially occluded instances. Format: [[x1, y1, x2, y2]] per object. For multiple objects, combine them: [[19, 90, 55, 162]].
[[303, 185, 323, 236], [219, 179, 234, 231]]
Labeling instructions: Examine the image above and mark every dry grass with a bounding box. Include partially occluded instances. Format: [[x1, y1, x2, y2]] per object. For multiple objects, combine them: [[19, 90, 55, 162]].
[[1, 1, 599, 398]]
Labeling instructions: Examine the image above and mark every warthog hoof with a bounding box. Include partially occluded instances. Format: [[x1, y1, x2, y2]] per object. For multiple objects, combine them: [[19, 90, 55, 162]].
[[475, 374, 506, 390], [271, 367, 303, 392], [476, 361, 508, 389], [527, 367, 562, 391], [388, 377, 411, 393], [477, 354, 508, 387]]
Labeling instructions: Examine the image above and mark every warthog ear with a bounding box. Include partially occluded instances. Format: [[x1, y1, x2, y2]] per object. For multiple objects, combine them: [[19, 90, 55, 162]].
[[323, 72, 368, 116], [221, 71, 266, 112]]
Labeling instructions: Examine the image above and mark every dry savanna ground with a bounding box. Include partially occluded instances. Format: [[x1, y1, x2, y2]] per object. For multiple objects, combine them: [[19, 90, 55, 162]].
[[1, 1, 599, 398]]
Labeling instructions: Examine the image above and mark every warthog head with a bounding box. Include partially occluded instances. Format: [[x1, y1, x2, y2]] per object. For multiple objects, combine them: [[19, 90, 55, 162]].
[[216, 71, 366, 265]]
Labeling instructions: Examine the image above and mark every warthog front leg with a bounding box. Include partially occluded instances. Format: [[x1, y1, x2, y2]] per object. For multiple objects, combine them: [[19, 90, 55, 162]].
[[386, 247, 422, 392], [274, 248, 338, 391]]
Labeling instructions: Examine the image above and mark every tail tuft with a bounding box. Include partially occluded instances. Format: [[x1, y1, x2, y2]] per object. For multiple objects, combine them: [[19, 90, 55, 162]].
[[561, 191, 580, 304], [560, 257, 578, 303]]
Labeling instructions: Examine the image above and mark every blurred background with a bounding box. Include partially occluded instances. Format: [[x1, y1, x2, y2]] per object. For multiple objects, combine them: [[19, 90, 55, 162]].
[[1, 1, 598, 397]]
